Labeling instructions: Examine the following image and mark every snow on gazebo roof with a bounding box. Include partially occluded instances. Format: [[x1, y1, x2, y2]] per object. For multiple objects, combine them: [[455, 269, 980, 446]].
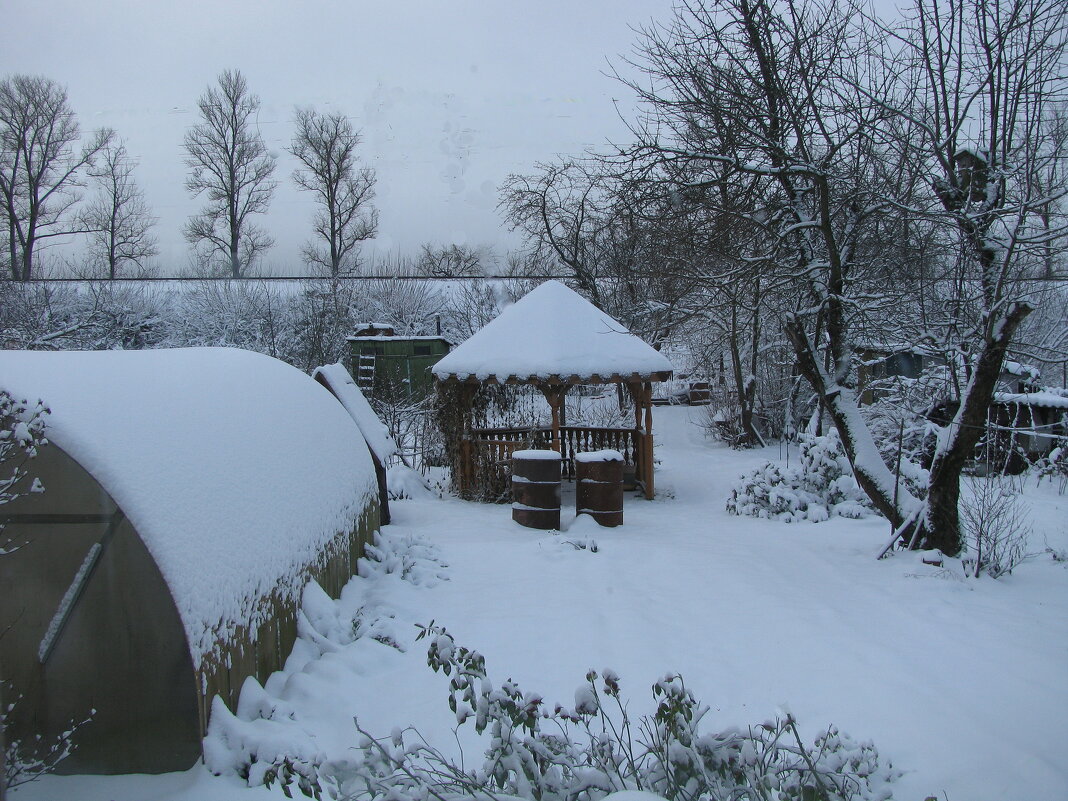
[[313, 362, 398, 463], [0, 347, 377, 666], [432, 280, 673, 384]]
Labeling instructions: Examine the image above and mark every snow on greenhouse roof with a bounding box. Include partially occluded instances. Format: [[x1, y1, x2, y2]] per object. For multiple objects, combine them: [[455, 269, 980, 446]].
[[432, 280, 673, 383], [0, 347, 377, 667], [312, 362, 398, 463]]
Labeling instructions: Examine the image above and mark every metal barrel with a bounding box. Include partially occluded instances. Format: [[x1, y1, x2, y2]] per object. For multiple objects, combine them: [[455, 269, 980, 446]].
[[511, 449, 562, 529], [576, 449, 624, 527]]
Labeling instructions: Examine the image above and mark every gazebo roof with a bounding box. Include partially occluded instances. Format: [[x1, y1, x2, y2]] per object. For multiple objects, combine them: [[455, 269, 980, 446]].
[[432, 280, 673, 385]]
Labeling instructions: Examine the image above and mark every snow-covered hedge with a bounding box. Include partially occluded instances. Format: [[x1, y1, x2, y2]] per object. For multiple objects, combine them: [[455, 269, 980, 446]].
[[727, 431, 875, 522]]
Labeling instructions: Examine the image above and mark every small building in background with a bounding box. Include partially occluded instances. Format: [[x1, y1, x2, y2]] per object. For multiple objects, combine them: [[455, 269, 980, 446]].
[[987, 389, 1068, 469], [0, 348, 380, 775], [348, 323, 451, 402]]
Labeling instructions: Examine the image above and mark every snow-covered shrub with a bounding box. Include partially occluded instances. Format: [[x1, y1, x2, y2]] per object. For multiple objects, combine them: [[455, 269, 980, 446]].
[[1033, 438, 1067, 495], [727, 431, 875, 522], [224, 619, 899, 801], [2, 683, 92, 793], [386, 464, 434, 500], [0, 391, 49, 523], [960, 478, 1031, 579], [287, 624, 898, 801], [358, 529, 449, 588]]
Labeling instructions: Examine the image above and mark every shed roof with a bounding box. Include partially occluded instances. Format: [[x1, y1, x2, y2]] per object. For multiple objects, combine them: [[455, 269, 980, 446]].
[[432, 280, 673, 384], [993, 390, 1068, 409], [0, 347, 377, 667], [312, 362, 398, 462]]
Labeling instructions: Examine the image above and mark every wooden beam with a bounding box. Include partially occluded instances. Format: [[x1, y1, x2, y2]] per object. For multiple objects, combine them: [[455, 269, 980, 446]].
[[437, 371, 673, 387]]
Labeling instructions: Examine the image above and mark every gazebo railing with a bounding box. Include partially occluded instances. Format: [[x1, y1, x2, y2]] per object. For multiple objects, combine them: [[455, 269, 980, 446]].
[[558, 426, 637, 480], [461, 425, 652, 501]]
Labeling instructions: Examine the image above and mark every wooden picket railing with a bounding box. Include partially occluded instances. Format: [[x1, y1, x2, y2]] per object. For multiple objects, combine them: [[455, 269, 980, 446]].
[[459, 425, 653, 501]]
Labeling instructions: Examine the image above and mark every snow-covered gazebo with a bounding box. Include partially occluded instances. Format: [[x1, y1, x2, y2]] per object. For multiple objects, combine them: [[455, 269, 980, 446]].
[[0, 348, 380, 774], [432, 280, 673, 500]]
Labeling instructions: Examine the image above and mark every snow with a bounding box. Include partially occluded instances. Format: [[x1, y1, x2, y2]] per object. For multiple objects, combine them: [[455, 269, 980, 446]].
[[601, 793, 667, 801], [432, 280, 673, 382], [0, 347, 378, 668], [575, 449, 624, 463], [512, 449, 563, 460], [38, 542, 102, 663], [1000, 360, 1041, 380], [16, 406, 1068, 801], [347, 335, 452, 342], [993, 390, 1068, 410], [386, 464, 436, 500], [312, 362, 399, 463]]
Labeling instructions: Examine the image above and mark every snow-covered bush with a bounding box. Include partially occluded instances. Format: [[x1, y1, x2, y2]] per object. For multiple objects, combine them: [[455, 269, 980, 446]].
[[960, 478, 1031, 579], [2, 685, 92, 793], [268, 624, 898, 801], [358, 530, 449, 588], [1033, 438, 1067, 495], [0, 391, 48, 506], [727, 431, 875, 522]]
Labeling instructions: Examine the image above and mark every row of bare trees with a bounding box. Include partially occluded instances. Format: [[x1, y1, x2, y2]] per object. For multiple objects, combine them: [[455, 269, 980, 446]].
[[500, 0, 1067, 556], [0, 70, 379, 281]]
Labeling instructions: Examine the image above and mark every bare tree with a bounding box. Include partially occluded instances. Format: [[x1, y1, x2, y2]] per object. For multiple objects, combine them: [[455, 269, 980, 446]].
[[416, 242, 485, 277], [0, 75, 112, 281], [622, 0, 938, 536], [84, 140, 157, 279], [500, 160, 612, 308], [290, 107, 377, 276], [622, 0, 1066, 555], [183, 69, 276, 278], [874, 0, 1068, 553]]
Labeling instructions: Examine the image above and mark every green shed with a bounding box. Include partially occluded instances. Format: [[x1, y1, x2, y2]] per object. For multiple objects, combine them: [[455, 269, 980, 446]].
[[348, 323, 451, 402]]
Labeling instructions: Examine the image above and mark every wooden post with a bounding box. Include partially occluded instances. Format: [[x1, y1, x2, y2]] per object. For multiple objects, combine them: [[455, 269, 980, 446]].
[[458, 383, 477, 497], [624, 380, 653, 496], [539, 383, 566, 454], [642, 381, 655, 499]]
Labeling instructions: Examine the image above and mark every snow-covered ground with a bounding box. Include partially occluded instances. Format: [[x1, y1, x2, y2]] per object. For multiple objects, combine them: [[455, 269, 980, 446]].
[[18, 406, 1068, 801]]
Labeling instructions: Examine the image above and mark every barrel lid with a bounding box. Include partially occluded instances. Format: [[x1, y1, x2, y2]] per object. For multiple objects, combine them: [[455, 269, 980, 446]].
[[575, 449, 624, 463], [512, 449, 562, 460]]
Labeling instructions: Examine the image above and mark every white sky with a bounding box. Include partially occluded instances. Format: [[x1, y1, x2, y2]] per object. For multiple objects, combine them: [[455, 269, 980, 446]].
[[3, 0, 678, 275]]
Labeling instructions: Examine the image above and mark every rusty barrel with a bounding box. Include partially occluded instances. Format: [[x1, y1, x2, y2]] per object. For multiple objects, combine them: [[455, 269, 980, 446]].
[[576, 449, 624, 527], [511, 449, 562, 529]]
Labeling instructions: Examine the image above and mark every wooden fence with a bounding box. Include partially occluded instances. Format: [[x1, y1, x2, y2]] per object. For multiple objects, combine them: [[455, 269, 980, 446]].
[[458, 425, 653, 500]]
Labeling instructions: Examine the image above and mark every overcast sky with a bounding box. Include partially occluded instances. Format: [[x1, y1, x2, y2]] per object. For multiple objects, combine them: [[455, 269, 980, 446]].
[[4, 0, 680, 275]]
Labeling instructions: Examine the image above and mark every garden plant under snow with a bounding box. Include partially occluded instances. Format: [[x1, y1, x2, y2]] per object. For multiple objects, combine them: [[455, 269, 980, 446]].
[[726, 432, 875, 523]]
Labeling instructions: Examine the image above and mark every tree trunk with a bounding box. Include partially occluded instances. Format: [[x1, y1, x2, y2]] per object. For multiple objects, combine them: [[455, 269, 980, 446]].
[[788, 301, 1032, 557], [6, 217, 17, 281], [785, 315, 921, 528], [922, 302, 1033, 554], [1, 670, 6, 801], [20, 237, 33, 281]]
